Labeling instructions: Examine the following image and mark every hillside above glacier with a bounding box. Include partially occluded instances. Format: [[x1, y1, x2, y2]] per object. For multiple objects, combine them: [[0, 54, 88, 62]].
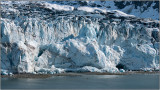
[[51, 1, 159, 20], [1, 1, 159, 75], [1, 1, 159, 20]]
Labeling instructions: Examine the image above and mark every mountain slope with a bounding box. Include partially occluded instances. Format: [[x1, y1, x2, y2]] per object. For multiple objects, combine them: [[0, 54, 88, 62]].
[[47, 1, 159, 20]]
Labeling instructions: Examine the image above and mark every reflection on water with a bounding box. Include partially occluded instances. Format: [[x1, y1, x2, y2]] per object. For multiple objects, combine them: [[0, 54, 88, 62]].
[[1, 74, 159, 89], [93, 75, 118, 79]]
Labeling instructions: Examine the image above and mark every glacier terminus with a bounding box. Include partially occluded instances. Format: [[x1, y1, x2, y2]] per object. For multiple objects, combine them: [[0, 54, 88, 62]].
[[1, 1, 159, 75]]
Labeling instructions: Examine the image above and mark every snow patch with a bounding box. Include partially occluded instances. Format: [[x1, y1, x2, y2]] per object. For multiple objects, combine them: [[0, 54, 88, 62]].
[[43, 2, 74, 11]]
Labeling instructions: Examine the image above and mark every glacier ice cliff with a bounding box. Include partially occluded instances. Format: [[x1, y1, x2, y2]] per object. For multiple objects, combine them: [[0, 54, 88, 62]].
[[1, 1, 159, 74]]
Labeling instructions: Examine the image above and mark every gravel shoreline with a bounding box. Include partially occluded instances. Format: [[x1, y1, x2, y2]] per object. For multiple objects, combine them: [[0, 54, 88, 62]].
[[1, 71, 159, 78]]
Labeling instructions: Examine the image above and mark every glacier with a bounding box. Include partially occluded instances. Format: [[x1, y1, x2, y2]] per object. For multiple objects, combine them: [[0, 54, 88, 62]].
[[1, 1, 159, 75]]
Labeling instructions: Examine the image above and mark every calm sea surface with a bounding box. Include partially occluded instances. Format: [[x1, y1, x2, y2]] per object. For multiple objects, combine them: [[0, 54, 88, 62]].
[[1, 74, 159, 89]]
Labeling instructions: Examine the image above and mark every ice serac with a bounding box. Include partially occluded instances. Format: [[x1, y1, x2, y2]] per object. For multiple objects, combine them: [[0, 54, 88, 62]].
[[1, 1, 159, 74]]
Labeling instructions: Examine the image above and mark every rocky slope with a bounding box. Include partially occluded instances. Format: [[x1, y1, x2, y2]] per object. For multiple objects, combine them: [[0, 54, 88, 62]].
[[49, 1, 159, 20], [1, 1, 159, 75]]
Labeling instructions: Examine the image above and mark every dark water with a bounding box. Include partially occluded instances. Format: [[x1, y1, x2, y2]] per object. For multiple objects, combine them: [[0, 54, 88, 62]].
[[1, 74, 159, 89]]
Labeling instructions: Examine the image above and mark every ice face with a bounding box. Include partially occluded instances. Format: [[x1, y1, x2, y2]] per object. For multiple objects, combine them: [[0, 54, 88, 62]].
[[1, 1, 159, 74]]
